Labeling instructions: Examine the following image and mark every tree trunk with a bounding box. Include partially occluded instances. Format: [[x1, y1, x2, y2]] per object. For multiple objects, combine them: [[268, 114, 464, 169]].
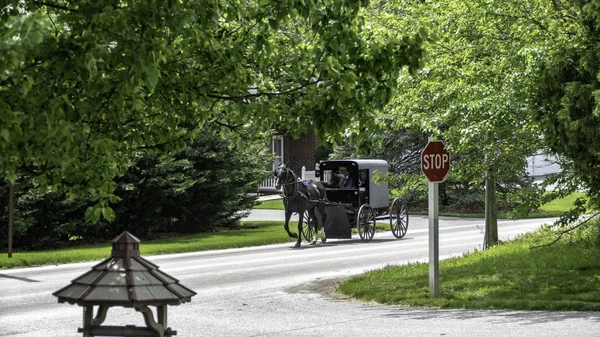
[[484, 168, 498, 249], [8, 183, 13, 258]]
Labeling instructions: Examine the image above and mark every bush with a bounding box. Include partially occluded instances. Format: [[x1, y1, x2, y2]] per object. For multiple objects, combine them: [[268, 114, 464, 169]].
[[0, 129, 271, 250], [106, 131, 270, 239]]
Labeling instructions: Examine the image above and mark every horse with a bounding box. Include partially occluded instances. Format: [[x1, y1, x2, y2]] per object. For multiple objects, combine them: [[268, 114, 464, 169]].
[[274, 164, 328, 248]]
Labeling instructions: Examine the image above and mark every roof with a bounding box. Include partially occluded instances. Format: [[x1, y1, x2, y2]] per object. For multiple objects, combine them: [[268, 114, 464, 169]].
[[321, 159, 388, 170], [526, 154, 561, 177], [53, 231, 196, 308]]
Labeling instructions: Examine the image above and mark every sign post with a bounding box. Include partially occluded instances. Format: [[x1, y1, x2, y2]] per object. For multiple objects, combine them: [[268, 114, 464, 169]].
[[421, 139, 450, 298]]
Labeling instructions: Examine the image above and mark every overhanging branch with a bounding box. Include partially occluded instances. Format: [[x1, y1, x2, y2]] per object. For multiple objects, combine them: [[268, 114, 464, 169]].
[[531, 211, 600, 248], [34, 1, 78, 13], [206, 79, 320, 102]]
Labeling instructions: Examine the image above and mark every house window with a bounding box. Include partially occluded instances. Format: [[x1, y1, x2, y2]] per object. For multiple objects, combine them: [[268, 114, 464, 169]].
[[272, 135, 284, 171]]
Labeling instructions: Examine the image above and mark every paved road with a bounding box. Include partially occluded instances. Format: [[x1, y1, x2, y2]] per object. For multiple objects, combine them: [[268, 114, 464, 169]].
[[1, 212, 599, 337]]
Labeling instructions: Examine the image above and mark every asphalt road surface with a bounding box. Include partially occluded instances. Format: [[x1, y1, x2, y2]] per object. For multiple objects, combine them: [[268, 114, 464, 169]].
[[1, 212, 599, 337]]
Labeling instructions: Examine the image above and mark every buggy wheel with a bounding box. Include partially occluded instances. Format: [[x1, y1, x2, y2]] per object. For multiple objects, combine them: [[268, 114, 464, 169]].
[[390, 198, 409, 239], [302, 211, 315, 243], [357, 204, 376, 242]]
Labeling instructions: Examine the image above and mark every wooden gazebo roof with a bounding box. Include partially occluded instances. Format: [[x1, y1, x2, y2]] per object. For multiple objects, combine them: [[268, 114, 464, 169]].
[[53, 231, 196, 308]]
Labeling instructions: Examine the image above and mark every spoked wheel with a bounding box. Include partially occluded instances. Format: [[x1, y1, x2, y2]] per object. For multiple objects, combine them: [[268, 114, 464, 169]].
[[357, 204, 376, 242], [301, 210, 315, 243], [390, 197, 409, 239]]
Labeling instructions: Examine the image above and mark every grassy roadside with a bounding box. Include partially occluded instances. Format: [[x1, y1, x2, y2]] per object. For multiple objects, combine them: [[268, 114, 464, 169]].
[[0, 192, 586, 269], [258, 193, 600, 311], [253, 192, 588, 218], [3, 191, 598, 312], [337, 224, 600, 311], [0, 222, 297, 269]]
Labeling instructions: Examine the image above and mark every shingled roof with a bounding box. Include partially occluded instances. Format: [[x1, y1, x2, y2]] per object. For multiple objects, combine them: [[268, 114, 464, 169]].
[[53, 231, 196, 307]]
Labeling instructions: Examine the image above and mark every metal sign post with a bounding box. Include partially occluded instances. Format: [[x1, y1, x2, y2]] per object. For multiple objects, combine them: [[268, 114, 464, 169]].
[[421, 139, 450, 298], [428, 180, 439, 298]]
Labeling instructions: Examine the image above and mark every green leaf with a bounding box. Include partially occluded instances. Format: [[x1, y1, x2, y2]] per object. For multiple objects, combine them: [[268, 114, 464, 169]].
[[84, 206, 102, 224], [1, 129, 9, 142], [146, 67, 161, 89], [101, 207, 116, 222]]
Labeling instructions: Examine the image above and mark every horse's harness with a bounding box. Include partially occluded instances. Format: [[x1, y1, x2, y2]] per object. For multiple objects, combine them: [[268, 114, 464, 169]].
[[278, 167, 320, 207]]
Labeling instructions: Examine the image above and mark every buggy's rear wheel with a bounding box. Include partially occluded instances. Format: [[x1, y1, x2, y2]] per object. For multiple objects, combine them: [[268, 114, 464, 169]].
[[390, 198, 409, 239], [357, 204, 376, 242], [302, 211, 315, 243]]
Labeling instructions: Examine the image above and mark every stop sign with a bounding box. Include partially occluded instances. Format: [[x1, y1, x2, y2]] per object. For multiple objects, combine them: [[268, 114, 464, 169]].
[[421, 140, 450, 182]]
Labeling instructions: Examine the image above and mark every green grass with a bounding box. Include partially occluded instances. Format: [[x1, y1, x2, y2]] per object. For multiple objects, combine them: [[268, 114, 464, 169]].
[[0, 222, 296, 269], [539, 191, 589, 213], [337, 225, 600, 311], [253, 198, 285, 210], [254, 192, 589, 217], [0, 218, 392, 269]]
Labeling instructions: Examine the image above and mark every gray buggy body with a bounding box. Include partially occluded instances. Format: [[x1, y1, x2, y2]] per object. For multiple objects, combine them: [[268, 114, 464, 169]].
[[317, 160, 389, 239]]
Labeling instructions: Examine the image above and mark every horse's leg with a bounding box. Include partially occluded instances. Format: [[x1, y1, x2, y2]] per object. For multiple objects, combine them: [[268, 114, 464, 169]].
[[309, 206, 319, 245], [295, 210, 303, 248], [284, 210, 298, 239], [318, 202, 327, 243]]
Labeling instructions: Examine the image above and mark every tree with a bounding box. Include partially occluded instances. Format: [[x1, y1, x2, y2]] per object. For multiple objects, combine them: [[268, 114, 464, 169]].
[[0, 0, 426, 222], [532, 0, 600, 221], [0, 127, 271, 248], [367, 0, 555, 246]]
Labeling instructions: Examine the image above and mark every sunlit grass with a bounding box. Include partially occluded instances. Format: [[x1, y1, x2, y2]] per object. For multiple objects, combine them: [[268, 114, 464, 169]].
[[253, 198, 284, 210], [540, 191, 589, 213], [254, 192, 589, 218], [0, 222, 295, 269], [337, 225, 600, 311]]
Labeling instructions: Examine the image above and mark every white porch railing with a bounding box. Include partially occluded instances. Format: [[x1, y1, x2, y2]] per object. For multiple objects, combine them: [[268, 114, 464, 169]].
[[301, 166, 317, 181], [259, 166, 318, 193], [259, 175, 278, 192]]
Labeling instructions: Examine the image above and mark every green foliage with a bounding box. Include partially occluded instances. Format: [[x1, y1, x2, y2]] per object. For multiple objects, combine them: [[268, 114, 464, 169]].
[[532, 0, 600, 213], [106, 128, 270, 239], [0, 128, 270, 249], [377, 0, 544, 184], [0, 0, 425, 222], [359, 0, 600, 228]]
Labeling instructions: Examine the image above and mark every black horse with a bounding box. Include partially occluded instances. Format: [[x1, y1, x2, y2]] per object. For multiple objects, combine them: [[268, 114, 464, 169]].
[[274, 164, 328, 248]]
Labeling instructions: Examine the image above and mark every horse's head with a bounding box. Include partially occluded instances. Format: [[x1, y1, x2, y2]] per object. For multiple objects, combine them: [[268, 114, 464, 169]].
[[274, 164, 289, 190]]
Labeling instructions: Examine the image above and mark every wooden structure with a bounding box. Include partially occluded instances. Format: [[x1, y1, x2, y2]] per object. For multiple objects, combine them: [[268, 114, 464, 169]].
[[53, 231, 196, 337]]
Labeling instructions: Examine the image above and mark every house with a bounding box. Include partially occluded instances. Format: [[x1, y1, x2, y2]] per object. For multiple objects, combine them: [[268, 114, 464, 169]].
[[526, 154, 561, 189], [260, 131, 320, 193]]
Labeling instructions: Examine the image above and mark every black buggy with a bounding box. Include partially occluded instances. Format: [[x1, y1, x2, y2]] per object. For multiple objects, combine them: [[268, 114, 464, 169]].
[[301, 159, 409, 243]]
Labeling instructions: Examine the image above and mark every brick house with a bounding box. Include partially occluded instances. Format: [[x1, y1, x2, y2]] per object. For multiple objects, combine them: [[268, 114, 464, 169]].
[[260, 130, 320, 193]]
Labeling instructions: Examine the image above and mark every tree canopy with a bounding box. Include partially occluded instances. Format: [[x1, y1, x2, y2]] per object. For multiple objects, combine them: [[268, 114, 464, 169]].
[[371, 0, 600, 226], [0, 0, 425, 221], [372, 0, 548, 184], [532, 0, 600, 212]]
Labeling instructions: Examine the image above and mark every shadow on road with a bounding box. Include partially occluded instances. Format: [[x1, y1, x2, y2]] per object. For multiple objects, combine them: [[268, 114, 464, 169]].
[[288, 237, 413, 250], [377, 307, 600, 324], [0, 273, 40, 283]]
